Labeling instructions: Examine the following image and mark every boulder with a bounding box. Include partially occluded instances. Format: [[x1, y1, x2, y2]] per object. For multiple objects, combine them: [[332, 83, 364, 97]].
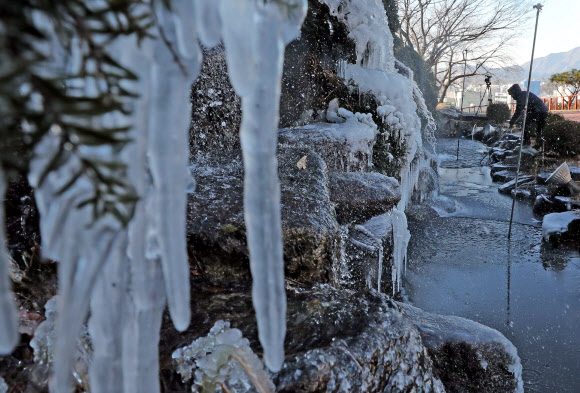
[[553, 196, 580, 211], [497, 139, 519, 151], [569, 166, 580, 182], [328, 172, 400, 224], [510, 188, 532, 200], [490, 149, 509, 163], [498, 175, 534, 195], [165, 287, 445, 393], [398, 303, 524, 393], [275, 290, 446, 393], [542, 210, 580, 246], [187, 146, 339, 286], [519, 147, 539, 171], [492, 170, 517, 184], [533, 195, 557, 216], [279, 120, 377, 172]]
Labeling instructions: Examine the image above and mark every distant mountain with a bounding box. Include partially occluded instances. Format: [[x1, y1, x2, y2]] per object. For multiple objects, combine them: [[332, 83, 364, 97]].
[[521, 46, 580, 79]]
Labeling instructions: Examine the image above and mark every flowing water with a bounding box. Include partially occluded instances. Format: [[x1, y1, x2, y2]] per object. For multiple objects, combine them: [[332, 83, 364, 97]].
[[405, 138, 580, 393]]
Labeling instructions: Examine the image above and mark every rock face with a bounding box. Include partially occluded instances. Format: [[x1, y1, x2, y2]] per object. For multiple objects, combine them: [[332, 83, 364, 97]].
[[187, 146, 339, 286], [190, 46, 242, 155], [328, 172, 401, 224], [398, 303, 524, 393]]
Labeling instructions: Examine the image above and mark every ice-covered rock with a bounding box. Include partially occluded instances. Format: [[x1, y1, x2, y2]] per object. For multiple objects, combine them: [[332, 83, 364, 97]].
[[343, 214, 395, 293], [279, 121, 377, 172], [497, 175, 534, 193], [276, 290, 445, 393], [328, 172, 400, 224], [169, 285, 444, 393], [399, 303, 524, 393], [542, 210, 580, 245], [187, 147, 339, 286]]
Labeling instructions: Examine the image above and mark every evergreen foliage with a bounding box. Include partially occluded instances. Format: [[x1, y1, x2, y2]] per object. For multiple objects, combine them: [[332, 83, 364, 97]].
[[542, 113, 580, 157], [549, 69, 580, 95], [0, 0, 157, 224], [486, 103, 511, 125]]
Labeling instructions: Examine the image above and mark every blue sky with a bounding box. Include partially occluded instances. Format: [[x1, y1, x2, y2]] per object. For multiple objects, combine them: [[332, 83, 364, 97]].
[[511, 0, 580, 65]]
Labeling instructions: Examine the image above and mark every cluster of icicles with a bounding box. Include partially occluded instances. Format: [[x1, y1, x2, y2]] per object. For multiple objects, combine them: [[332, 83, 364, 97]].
[[0, 1, 307, 392]]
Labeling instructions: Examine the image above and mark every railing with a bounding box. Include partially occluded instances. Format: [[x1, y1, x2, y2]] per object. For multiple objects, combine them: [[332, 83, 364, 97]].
[[542, 95, 579, 111]]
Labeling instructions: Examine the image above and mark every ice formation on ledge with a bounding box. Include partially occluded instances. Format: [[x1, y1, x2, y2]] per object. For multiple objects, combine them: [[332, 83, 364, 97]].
[[0, 168, 19, 354], [320, 0, 395, 72], [333, 4, 437, 293]]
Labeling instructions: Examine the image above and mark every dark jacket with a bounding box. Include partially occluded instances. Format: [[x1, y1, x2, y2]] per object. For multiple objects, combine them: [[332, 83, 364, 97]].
[[508, 84, 548, 127]]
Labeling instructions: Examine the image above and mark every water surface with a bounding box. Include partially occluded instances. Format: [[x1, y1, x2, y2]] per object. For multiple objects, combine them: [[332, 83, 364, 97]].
[[406, 138, 580, 393]]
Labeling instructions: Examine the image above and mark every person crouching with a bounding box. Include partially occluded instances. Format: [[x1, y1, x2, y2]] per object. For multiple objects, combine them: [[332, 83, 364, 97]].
[[508, 83, 548, 147]]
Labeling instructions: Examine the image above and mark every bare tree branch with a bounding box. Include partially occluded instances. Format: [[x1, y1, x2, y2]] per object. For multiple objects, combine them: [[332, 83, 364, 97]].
[[398, 0, 533, 102]]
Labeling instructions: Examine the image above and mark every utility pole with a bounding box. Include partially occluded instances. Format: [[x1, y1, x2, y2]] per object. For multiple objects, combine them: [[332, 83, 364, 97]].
[[457, 49, 468, 160], [508, 3, 543, 239]]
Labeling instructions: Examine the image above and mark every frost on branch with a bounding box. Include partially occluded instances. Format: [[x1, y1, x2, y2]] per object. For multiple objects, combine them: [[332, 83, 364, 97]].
[[172, 320, 275, 393]]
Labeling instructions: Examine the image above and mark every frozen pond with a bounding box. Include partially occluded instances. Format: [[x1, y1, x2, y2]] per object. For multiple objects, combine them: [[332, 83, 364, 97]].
[[405, 138, 580, 393]]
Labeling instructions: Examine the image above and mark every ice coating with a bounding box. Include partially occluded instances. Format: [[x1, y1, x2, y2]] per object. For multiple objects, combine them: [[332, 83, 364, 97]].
[[0, 168, 19, 354], [319, 0, 395, 72], [354, 225, 384, 292]]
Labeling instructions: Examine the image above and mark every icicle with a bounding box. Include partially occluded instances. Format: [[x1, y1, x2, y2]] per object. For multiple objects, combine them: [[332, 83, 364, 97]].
[[354, 225, 384, 292], [0, 168, 19, 354], [88, 233, 128, 393], [113, 32, 168, 393], [217, 0, 307, 372], [146, 0, 201, 332], [391, 208, 410, 294]]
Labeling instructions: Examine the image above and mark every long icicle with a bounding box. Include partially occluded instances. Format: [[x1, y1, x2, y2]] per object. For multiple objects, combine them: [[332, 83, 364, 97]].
[[218, 0, 307, 371]]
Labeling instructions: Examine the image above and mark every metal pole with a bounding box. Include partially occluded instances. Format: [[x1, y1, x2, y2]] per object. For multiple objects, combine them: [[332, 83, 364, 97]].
[[457, 49, 468, 160], [508, 3, 543, 239]]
